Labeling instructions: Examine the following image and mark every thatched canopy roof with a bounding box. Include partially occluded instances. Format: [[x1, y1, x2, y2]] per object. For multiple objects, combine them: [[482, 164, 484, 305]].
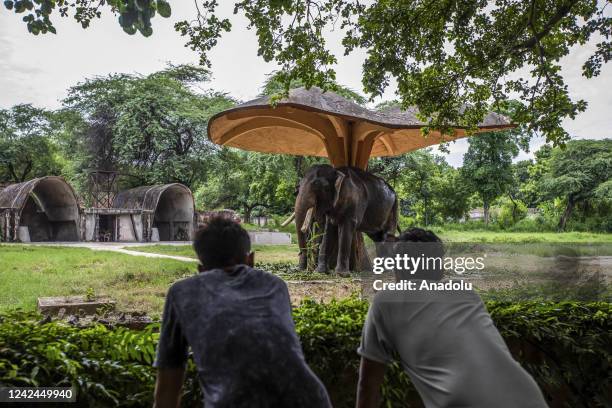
[[208, 87, 513, 168]]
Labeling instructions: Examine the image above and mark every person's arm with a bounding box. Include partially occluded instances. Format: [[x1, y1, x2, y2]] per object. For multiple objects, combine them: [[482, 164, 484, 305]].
[[356, 357, 386, 408], [153, 286, 189, 408], [154, 367, 185, 408]]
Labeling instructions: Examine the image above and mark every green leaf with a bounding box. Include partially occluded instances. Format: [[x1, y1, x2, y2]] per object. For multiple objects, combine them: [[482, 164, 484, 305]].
[[156, 0, 170, 18]]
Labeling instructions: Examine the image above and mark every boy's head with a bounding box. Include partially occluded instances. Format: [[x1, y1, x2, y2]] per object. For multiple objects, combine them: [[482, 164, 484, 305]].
[[395, 228, 444, 280], [193, 217, 253, 271], [398, 228, 442, 245]]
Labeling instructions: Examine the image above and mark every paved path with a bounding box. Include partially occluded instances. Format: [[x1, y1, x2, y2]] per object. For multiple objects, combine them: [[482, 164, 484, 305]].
[[94, 247, 198, 263], [15, 241, 198, 263]]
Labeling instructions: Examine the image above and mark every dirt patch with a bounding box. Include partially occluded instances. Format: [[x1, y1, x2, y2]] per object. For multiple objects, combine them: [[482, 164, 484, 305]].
[[286, 279, 361, 304]]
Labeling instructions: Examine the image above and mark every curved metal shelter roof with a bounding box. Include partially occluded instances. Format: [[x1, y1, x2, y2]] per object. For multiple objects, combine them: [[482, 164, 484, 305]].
[[208, 87, 513, 169], [113, 183, 194, 212], [0, 176, 80, 217]]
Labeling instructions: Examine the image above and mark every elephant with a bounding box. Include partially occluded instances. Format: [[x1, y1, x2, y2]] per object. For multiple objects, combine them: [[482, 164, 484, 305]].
[[295, 164, 399, 275]]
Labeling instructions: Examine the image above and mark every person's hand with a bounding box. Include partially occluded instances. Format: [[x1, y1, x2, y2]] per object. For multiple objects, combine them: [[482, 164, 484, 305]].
[[153, 367, 185, 408], [356, 357, 386, 408]]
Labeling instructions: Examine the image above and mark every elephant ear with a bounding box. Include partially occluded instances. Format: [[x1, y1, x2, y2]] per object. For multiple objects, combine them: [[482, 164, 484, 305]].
[[333, 171, 347, 208]]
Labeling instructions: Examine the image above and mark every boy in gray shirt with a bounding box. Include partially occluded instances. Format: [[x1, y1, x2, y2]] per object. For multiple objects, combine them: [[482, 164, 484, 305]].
[[153, 217, 331, 408], [357, 228, 548, 408]]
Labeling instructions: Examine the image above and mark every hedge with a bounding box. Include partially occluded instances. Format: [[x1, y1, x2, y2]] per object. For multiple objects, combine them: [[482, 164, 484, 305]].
[[0, 299, 610, 407]]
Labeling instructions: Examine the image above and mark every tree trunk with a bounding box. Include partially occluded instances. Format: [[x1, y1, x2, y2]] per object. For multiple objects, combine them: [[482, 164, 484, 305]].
[[508, 194, 518, 222], [350, 232, 371, 272], [483, 201, 490, 225], [243, 207, 252, 224], [558, 196, 574, 231], [294, 156, 305, 178]]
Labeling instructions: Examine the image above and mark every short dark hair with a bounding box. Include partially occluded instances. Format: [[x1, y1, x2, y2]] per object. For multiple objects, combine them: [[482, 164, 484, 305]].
[[398, 228, 442, 244], [396, 228, 444, 280], [193, 217, 251, 268]]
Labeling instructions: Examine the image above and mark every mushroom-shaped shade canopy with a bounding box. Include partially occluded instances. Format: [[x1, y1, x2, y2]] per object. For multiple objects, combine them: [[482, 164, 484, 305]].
[[207, 87, 513, 169]]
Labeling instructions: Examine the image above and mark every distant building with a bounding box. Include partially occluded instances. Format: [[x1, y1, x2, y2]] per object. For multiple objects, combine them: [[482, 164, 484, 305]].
[[468, 207, 486, 221], [465, 206, 540, 222], [252, 215, 270, 227], [466, 207, 500, 221]]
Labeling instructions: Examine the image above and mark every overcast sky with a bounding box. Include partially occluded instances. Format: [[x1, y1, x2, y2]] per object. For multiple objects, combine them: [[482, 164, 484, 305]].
[[1, 2, 610, 166]]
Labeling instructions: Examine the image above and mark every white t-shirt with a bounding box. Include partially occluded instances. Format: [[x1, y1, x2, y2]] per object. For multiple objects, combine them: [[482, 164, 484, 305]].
[[358, 287, 548, 408]]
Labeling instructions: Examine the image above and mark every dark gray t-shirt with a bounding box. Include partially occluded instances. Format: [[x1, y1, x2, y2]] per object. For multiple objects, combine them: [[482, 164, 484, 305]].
[[155, 265, 331, 408]]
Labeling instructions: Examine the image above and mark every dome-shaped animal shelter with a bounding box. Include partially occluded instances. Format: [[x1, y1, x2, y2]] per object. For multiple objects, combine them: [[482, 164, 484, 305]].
[[112, 183, 195, 242], [0, 176, 81, 242]]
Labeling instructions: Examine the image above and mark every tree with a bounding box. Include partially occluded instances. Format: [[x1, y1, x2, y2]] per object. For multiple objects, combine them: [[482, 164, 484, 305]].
[[195, 149, 298, 222], [0, 104, 63, 183], [540, 139, 612, 231], [62, 65, 235, 190], [461, 132, 522, 224], [518, 144, 553, 208], [511, 160, 534, 206], [3, 0, 171, 36], [7, 0, 612, 144], [370, 150, 470, 226], [260, 71, 367, 105], [434, 167, 472, 222]]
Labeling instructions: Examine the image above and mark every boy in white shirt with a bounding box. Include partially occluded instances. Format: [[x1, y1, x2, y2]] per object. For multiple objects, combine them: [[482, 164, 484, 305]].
[[356, 228, 548, 408]]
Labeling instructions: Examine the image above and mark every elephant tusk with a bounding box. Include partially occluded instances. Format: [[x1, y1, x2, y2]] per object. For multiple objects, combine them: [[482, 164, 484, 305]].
[[281, 212, 296, 227], [301, 207, 314, 233]]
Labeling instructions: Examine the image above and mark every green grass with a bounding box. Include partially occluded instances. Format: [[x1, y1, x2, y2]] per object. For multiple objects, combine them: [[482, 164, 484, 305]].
[[131, 244, 300, 264], [0, 244, 303, 316], [1, 230, 609, 317], [433, 230, 612, 243], [0, 245, 195, 317]]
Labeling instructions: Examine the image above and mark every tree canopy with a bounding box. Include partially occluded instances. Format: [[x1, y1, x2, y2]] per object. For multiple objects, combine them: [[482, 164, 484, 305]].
[[194, 150, 298, 222], [0, 104, 63, 183], [539, 139, 612, 230], [370, 151, 471, 226], [461, 132, 523, 224], [62, 65, 235, 190], [6, 0, 612, 145]]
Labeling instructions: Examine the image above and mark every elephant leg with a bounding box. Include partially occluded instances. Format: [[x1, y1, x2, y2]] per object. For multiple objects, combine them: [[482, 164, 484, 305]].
[[336, 219, 356, 276], [298, 238, 308, 270], [315, 218, 334, 274], [297, 226, 308, 270]]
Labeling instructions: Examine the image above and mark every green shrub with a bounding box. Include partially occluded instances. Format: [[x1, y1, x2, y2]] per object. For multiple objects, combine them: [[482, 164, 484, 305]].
[[398, 214, 417, 231], [508, 216, 555, 232], [432, 221, 501, 231], [497, 198, 528, 229], [1, 300, 609, 407]]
